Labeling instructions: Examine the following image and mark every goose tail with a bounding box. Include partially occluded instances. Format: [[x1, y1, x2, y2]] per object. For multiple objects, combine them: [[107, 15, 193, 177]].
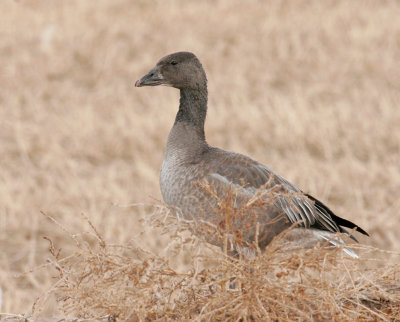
[[315, 230, 359, 259]]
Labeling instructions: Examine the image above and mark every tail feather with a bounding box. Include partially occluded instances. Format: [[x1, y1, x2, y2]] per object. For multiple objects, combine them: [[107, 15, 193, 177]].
[[305, 193, 369, 238], [315, 230, 359, 259]]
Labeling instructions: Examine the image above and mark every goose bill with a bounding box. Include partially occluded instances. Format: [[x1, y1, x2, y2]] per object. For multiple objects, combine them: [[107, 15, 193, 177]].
[[135, 67, 164, 87]]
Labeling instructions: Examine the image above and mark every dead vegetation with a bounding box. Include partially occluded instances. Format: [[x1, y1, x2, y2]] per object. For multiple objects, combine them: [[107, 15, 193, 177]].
[[28, 206, 400, 320], [1, 0, 400, 319]]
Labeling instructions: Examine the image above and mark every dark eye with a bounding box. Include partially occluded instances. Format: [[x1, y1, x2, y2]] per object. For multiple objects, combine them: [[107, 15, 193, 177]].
[[171, 61, 178, 66]]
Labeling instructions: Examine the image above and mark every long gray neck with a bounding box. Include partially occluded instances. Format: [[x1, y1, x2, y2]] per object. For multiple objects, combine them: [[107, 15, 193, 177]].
[[174, 86, 208, 140]]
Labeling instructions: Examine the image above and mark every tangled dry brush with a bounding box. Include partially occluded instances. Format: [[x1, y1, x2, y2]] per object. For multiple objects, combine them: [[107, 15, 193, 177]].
[[35, 201, 400, 321]]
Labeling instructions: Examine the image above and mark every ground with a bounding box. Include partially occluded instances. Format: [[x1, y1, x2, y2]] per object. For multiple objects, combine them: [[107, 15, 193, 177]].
[[0, 0, 399, 317]]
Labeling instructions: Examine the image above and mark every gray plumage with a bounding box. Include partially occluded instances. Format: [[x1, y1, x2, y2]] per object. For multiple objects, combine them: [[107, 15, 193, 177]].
[[135, 52, 368, 257]]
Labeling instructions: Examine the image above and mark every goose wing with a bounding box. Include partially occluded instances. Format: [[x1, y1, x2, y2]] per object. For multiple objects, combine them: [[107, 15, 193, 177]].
[[204, 149, 341, 233]]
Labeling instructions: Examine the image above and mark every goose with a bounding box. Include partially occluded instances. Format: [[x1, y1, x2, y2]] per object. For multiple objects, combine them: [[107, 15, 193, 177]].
[[135, 52, 368, 258]]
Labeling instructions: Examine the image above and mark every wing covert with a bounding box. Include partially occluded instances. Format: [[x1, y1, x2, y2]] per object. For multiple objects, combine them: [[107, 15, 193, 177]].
[[204, 151, 341, 233]]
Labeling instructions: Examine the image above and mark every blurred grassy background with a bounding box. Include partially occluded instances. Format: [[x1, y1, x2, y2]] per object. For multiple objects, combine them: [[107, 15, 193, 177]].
[[0, 0, 399, 314]]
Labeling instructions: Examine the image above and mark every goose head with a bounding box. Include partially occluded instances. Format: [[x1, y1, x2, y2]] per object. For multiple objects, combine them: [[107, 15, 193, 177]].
[[135, 51, 206, 90]]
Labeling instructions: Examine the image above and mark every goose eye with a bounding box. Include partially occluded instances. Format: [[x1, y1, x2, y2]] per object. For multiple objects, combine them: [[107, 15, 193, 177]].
[[171, 61, 178, 66]]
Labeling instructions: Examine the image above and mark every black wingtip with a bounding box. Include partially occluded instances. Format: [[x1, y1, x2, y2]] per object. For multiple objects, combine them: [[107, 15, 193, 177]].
[[305, 193, 369, 237]]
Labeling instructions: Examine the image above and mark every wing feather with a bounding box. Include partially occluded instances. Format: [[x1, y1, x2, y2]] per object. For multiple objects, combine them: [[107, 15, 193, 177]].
[[205, 150, 342, 233], [278, 198, 299, 223], [292, 197, 313, 227]]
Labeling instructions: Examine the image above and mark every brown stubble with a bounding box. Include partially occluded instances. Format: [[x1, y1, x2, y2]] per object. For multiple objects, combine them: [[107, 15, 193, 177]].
[[0, 0, 399, 316]]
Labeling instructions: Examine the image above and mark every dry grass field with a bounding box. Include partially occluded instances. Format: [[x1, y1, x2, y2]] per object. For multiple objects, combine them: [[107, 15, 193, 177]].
[[1, 0, 400, 320]]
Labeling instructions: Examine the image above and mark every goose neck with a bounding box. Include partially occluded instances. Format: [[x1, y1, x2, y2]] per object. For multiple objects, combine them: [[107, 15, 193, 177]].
[[175, 87, 208, 137]]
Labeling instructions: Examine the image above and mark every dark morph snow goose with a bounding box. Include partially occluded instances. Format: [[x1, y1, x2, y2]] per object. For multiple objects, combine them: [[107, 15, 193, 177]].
[[135, 52, 368, 258]]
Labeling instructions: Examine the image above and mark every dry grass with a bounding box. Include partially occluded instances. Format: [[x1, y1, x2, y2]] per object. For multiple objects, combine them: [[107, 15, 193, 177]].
[[20, 207, 400, 320], [1, 0, 400, 319]]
